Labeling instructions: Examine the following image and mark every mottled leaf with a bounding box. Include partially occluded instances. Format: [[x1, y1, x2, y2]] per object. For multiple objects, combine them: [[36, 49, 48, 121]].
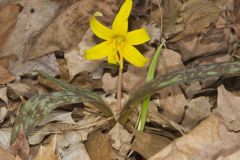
[[119, 62, 240, 126], [11, 89, 114, 144]]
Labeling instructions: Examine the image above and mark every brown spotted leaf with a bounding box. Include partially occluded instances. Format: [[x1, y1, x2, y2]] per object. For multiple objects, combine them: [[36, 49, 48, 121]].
[[119, 62, 240, 126]]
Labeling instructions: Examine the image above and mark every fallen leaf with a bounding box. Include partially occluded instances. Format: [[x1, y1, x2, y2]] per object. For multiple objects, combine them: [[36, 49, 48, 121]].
[[0, 87, 8, 104], [0, 65, 15, 84], [132, 131, 172, 159], [181, 96, 212, 129], [0, 4, 22, 48], [158, 0, 184, 39], [0, 107, 8, 123], [171, 0, 221, 42], [150, 114, 220, 159], [217, 150, 240, 160], [7, 82, 32, 98], [38, 110, 76, 126], [108, 123, 133, 158], [10, 54, 59, 77], [64, 29, 100, 80], [1, 0, 61, 74], [0, 146, 15, 160], [144, 23, 161, 44], [25, 0, 118, 60], [0, 128, 11, 149], [85, 131, 115, 160], [8, 126, 29, 160], [215, 85, 240, 131], [33, 134, 58, 160]]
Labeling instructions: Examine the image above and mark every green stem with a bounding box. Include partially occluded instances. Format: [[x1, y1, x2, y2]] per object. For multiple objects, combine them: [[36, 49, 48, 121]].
[[137, 42, 165, 131]]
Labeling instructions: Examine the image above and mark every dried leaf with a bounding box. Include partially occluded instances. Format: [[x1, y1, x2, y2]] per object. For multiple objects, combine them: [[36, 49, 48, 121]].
[[33, 135, 58, 160], [38, 110, 75, 126], [85, 131, 115, 160], [0, 4, 22, 48], [181, 96, 212, 129], [132, 131, 172, 159], [10, 54, 59, 77], [0, 146, 15, 160], [149, 114, 220, 160], [171, 0, 221, 41], [0, 65, 15, 84], [0, 87, 8, 104], [64, 29, 100, 80], [26, 0, 117, 60], [215, 85, 240, 131], [8, 126, 29, 160], [0, 128, 11, 149], [161, 0, 184, 39]]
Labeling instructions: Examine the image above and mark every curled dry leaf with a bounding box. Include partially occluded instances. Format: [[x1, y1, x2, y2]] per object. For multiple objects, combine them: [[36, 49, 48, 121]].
[[0, 4, 22, 49]]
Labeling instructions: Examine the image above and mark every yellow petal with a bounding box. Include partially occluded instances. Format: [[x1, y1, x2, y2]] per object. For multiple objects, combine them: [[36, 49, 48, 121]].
[[112, 0, 132, 35], [84, 41, 111, 60], [120, 44, 147, 67], [126, 28, 150, 45], [108, 50, 118, 64], [90, 12, 115, 40]]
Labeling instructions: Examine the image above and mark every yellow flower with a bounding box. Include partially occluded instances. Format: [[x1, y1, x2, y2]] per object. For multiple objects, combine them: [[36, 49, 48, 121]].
[[84, 0, 150, 69]]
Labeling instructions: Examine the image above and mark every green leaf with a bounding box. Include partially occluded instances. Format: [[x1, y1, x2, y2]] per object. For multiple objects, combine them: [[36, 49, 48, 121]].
[[11, 72, 114, 144], [137, 42, 164, 131], [119, 61, 240, 126]]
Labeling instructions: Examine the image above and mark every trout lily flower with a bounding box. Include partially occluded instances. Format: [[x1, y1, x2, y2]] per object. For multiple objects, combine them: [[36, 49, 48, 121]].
[[84, 0, 150, 69]]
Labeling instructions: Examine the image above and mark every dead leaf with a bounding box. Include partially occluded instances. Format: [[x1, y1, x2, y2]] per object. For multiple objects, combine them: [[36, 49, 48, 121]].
[[0, 65, 15, 84], [181, 96, 212, 129], [33, 135, 58, 160], [85, 131, 115, 160], [150, 113, 240, 160], [0, 107, 8, 123], [171, 0, 221, 42], [217, 150, 240, 160], [132, 131, 172, 159], [10, 54, 59, 77], [1, 1, 61, 72], [64, 29, 100, 80], [215, 85, 240, 131], [108, 123, 133, 158], [150, 114, 220, 159], [0, 87, 8, 104], [25, 0, 118, 60], [0, 146, 15, 160], [8, 126, 29, 160], [0, 128, 11, 149], [158, 0, 184, 39], [38, 110, 76, 126], [144, 23, 161, 44], [7, 82, 32, 98], [0, 4, 22, 48]]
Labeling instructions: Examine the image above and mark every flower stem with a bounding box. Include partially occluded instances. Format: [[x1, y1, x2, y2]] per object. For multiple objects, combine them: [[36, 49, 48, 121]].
[[117, 60, 123, 117]]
